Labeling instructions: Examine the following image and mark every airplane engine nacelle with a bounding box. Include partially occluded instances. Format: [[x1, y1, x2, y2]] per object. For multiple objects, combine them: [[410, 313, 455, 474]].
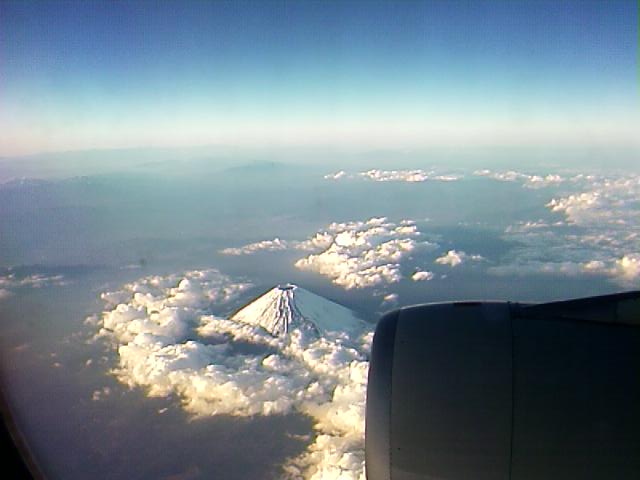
[[366, 293, 640, 480]]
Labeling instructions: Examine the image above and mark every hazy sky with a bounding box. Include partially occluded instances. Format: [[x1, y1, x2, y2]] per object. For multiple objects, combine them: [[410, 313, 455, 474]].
[[1, 0, 638, 156]]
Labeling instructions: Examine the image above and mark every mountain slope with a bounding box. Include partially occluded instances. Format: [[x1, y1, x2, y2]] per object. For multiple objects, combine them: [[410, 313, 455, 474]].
[[231, 284, 364, 336]]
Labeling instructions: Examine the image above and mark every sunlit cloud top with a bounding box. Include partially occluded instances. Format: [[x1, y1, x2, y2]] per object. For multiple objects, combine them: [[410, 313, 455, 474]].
[[1, 0, 638, 156]]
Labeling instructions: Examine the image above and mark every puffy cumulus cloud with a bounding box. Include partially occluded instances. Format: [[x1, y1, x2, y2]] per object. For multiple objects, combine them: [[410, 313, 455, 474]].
[[295, 232, 335, 252], [323, 169, 462, 183], [546, 193, 601, 224], [93, 269, 373, 480], [610, 255, 640, 282], [220, 233, 334, 257], [0, 272, 68, 298], [434, 250, 484, 267], [545, 175, 640, 229], [526, 174, 565, 189], [324, 170, 348, 180], [411, 270, 434, 281], [220, 238, 290, 256], [381, 293, 399, 305], [498, 173, 640, 286], [473, 169, 565, 189], [220, 218, 440, 289], [294, 218, 438, 289]]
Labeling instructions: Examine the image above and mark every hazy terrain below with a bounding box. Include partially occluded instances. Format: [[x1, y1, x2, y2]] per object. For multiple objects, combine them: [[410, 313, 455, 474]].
[[1, 158, 638, 479]]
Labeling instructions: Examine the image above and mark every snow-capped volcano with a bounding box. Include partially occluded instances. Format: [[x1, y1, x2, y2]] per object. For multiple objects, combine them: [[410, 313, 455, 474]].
[[231, 283, 364, 336]]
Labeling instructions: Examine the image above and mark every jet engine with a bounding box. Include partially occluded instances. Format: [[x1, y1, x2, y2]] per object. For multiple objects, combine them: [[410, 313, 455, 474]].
[[366, 292, 640, 480]]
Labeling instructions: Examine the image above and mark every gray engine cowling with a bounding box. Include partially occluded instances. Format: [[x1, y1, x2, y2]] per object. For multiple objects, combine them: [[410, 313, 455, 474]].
[[365, 292, 640, 480]]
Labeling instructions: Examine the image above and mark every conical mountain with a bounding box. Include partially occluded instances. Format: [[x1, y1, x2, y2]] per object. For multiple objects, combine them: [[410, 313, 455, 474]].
[[231, 284, 364, 337]]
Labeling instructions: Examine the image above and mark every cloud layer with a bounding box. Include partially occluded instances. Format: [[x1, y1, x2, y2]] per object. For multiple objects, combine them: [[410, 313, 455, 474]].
[[293, 218, 438, 289], [324, 169, 461, 183], [220, 217, 503, 289], [220, 168, 640, 290], [93, 269, 372, 479], [473, 169, 566, 189], [0, 272, 68, 299], [496, 172, 640, 286]]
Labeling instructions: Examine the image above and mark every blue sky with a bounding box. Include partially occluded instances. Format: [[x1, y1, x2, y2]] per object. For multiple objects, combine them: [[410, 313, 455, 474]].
[[1, 0, 638, 156]]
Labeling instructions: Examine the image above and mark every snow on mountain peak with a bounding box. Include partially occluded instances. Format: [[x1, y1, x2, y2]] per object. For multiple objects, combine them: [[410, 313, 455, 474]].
[[231, 283, 364, 337]]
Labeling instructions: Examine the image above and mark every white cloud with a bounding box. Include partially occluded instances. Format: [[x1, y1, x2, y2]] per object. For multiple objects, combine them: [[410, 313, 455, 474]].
[[220, 238, 290, 255], [473, 169, 565, 189], [0, 272, 67, 298], [546, 192, 601, 223], [360, 169, 431, 182], [411, 270, 434, 281], [220, 218, 441, 289], [220, 233, 334, 256], [497, 172, 640, 286], [295, 232, 335, 252], [434, 250, 484, 267], [525, 174, 564, 189], [323, 169, 462, 183], [294, 218, 438, 289], [381, 293, 398, 305], [324, 170, 347, 180], [474, 169, 520, 181], [612, 255, 640, 282], [504, 220, 562, 232], [0, 272, 67, 288], [432, 174, 462, 182], [489, 260, 606, 277], [92, 269, 372, 480], [488, 256, 640, 284]]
